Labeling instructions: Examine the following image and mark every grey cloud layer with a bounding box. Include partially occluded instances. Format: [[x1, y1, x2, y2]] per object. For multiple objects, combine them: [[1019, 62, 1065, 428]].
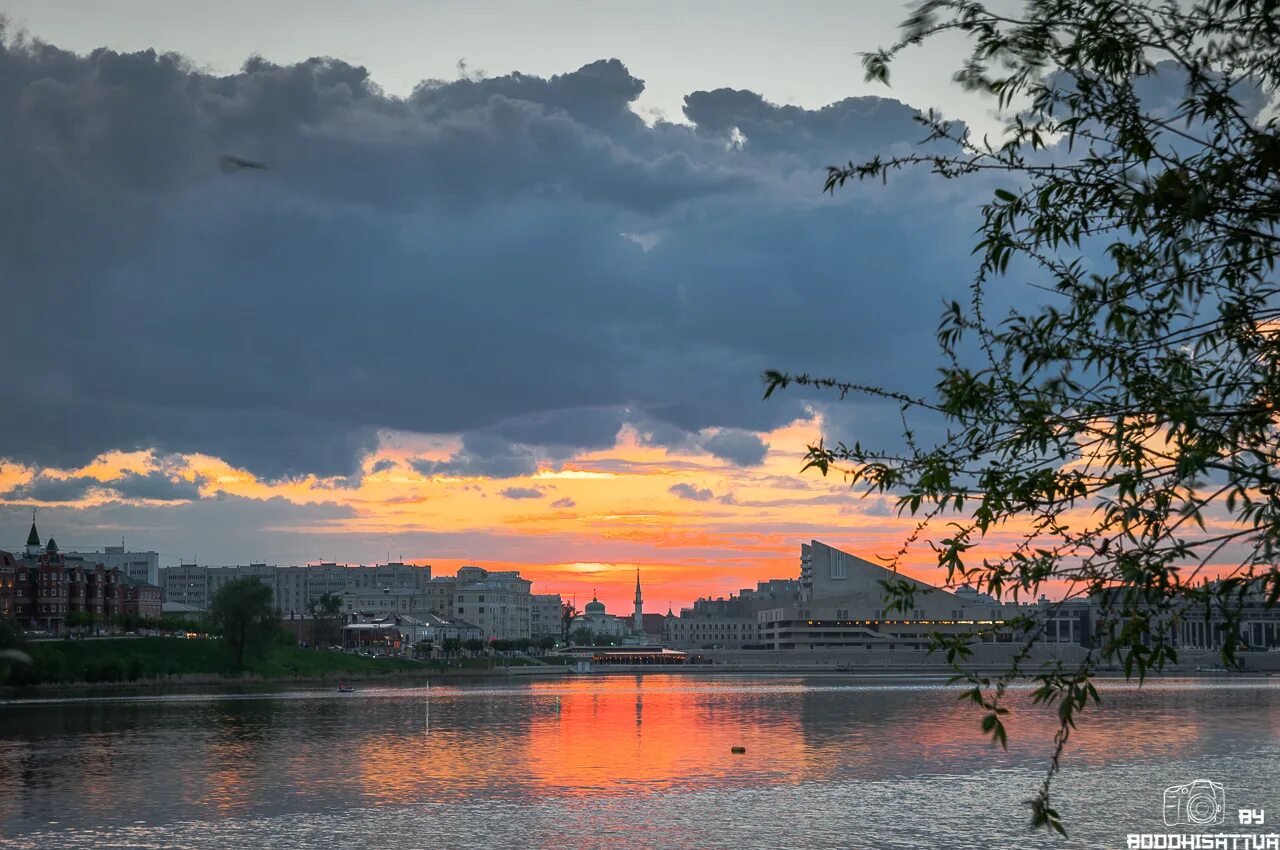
[[0, 33, 973, 479], [2, 470, 200, 502], [0, 494, 356, 564]]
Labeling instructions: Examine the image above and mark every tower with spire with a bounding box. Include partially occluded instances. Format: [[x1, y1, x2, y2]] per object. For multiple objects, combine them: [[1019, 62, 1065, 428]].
[[633, 569, 644, 635], [24, 509, 41, 557]]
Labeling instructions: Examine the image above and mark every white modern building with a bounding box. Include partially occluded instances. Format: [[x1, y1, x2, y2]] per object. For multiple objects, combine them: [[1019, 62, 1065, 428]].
[[160, 564, 210, 610], [64, 544, 160, 586], [755, 540, 1034, 650], [158, 561, 433, 614]]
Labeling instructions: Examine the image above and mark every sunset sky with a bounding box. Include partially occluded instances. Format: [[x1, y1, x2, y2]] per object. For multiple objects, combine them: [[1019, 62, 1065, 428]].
[[0, 2, 1040, 612]]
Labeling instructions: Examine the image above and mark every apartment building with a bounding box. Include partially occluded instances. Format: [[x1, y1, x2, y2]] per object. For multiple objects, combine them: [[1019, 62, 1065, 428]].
[[453, 567, 532, 640]]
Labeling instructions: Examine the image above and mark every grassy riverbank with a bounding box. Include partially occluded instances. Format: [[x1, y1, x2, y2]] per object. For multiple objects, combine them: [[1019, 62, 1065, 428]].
[[5, 637, 454, 687]]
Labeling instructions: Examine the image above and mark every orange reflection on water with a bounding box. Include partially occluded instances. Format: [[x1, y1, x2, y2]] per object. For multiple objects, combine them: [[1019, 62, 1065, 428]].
[[4, 676, 1280, 835], [346, 677, 1280, 809], [520, 676, 816, 795], [349, 678, 829, 804], [201, 740, 257, 816]]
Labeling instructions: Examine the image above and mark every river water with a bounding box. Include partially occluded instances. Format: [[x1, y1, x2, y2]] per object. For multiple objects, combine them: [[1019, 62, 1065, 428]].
[[0, 674, 1277, 849]]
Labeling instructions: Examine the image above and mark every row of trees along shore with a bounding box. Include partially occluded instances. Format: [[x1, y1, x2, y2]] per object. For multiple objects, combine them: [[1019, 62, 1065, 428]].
[[764, 0, 1280, 836]]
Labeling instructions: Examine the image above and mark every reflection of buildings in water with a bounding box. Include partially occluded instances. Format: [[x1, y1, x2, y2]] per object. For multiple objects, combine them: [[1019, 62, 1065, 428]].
[[790, 680, 1259, 779], [203, 740, 256, 815], [793, 685, 1017, 777], [1063, 684, 1277, 766], [0, 701, 168, 822], [376, 679, 1273, 807], [198, 701, 286, 816], [1, 678, 1278, 838], [0, 738, 40, 823], [352, 690, 538, 804], [520, 677, 817, 795]]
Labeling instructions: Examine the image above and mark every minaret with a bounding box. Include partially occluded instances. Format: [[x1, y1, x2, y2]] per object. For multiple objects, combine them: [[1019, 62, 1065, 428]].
[[633, 569, 644, 635]]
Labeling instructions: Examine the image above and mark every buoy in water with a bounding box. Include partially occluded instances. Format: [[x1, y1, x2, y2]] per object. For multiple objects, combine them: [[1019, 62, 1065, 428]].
[[731, 746, 747, 754]]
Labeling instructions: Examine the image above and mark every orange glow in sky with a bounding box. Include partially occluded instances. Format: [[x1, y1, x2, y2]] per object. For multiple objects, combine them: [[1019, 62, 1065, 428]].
[[0, 412, 1215, 612]]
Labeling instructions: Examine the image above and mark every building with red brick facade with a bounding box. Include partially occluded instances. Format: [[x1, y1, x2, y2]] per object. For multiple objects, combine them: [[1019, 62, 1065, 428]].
[[0, 550, 20, 621], [0, 520, 131, 634], [122, 577, 163, 620]]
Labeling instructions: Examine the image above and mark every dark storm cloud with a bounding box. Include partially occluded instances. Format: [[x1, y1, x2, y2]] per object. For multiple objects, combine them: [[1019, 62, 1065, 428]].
[[635, 421, 769, 467], [0, 495, 358, 563], [0, 30, 977, 479], [700, 429, 769, 466], [2, 468, 201, 503], [484, 408, 626, 453], [106, 471, 203, 501], [2, 475, 101, 502], [682, 88, 930, 155], [411, 434, 540, 479], [669, 483, 714, 501]]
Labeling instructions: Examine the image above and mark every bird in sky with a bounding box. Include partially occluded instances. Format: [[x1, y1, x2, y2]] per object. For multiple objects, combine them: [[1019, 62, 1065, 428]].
[[218, 155, 270, 173]]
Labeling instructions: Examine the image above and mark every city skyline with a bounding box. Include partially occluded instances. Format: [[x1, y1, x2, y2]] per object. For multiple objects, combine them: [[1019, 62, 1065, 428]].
[[3, 4, 1278, 848], [1, 416, 1055, 614], [0, 8, 1006, 615], [0, 8, 1233, 614], [3, 500, 817, 615]]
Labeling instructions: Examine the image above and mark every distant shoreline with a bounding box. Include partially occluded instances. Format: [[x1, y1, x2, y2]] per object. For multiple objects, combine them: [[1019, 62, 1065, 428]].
[[0, 664, 568, 698], [5, 662, 1274, 701], [0, 636, 573, 695], [569, 663, 1279, 678]]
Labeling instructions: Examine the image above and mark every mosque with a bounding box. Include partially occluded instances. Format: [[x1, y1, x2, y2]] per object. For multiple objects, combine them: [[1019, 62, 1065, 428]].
[[569, 570, 647, 642]]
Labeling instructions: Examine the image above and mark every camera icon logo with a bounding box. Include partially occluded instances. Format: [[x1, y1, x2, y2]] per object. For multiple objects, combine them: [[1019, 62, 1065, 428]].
[[1163, 779, 1227, 827]]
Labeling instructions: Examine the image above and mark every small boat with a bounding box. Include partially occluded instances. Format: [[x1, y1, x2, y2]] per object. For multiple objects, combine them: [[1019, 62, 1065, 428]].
[[337, 685, 355, 693]]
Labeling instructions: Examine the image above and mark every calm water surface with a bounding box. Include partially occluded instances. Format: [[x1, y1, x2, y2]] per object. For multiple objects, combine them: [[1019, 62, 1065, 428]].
[[1, 674, 1278, 849]]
